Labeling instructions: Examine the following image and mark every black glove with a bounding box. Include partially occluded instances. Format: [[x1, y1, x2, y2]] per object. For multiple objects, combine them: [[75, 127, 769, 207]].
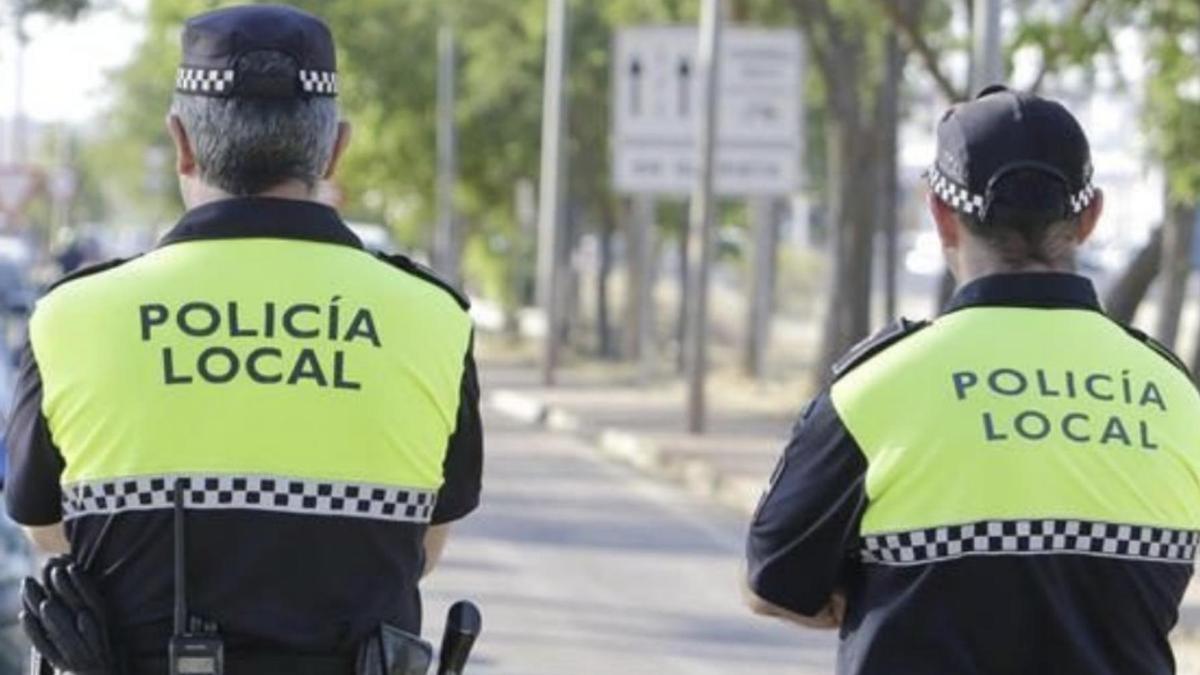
[[19, 556, 118, 675]]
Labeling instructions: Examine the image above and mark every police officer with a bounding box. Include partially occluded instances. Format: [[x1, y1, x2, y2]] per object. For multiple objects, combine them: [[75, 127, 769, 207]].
[[745, 85, 1200, 674], [5, 5, 481, 674]]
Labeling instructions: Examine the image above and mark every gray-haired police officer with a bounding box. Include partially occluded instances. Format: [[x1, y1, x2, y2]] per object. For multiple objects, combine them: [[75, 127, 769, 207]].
[[6, 6, 482, 674]]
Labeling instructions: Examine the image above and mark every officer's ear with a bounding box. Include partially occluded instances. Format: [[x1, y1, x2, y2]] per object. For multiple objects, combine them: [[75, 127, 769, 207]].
[[324, 121, 352, 180], [166, 114, 197, 177], [928, 191, 962, 250], [1075, 188, 1103, 244]]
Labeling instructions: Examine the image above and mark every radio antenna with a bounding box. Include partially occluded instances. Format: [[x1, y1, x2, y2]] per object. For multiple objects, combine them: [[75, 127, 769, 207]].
[[173, 479, 188, 637]]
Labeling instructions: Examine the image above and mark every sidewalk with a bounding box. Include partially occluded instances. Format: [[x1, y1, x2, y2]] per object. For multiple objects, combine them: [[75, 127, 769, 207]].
[[480, 347, 809, 516]]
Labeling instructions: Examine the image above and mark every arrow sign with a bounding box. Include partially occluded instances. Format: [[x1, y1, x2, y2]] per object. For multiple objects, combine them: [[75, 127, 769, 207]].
[[46, 167, 78, 203], [677, 58, 691, 117], [612, 26, 803, 196], [629, 57, 643, 116], [0, 166, 43, 216]]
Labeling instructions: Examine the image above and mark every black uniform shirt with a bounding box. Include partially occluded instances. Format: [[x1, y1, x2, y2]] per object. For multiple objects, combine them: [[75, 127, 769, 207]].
[[5, 198, 483, 658], [748, 273, 1200, 675]]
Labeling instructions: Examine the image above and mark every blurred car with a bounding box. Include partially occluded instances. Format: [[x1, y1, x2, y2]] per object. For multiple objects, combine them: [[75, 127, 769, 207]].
[[0, 349, 34, 674], [0, 237, 36, 317]]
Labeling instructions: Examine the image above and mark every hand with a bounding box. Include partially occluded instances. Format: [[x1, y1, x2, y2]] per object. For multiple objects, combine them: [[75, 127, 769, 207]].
[[744, 581, 847, 630], [795, 593, 846, 629]]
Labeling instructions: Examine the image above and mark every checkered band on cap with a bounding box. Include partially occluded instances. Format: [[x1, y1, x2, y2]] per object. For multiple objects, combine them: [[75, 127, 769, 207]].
[[176, 67, 235, 95], [1068, 182, 1098, 215], [929, 165, 1097, 217], [299, 69, 338, 95], [862, 519, 1200, 566], [927, 166, 986, 216], [62, 474, 436, 524]]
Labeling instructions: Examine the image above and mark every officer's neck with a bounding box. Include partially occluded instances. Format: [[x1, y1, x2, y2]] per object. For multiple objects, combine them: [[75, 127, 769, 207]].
[[183, 179, 320, 211], [952, 247, 1076, 286]]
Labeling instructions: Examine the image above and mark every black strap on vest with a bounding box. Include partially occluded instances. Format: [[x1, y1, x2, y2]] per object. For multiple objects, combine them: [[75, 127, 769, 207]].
[[1121, 324, 1194, 381], [45, 257, 134, 293], [832, 317, 930, 381], [373, 252, 470, 310]]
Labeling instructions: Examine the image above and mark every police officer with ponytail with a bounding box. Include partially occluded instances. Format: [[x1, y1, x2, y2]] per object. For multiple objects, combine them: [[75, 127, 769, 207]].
[[745, 86, 1200, 674], [5, 6, 482, 674]]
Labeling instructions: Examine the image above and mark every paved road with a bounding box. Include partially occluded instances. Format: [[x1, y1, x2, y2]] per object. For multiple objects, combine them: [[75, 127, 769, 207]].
[[421, 409, 836, 674]]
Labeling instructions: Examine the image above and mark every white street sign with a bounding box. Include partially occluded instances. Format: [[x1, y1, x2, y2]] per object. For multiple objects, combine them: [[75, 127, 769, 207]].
[[612, 26, 803, 196], [47, 167, 79, 203], [0, 166, 41, 215]]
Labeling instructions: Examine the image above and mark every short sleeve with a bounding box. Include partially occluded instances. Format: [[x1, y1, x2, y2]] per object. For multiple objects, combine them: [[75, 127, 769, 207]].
[[745, 391, 868, 615], [4, 339, 65, 526], [430, 334, 482, 525]]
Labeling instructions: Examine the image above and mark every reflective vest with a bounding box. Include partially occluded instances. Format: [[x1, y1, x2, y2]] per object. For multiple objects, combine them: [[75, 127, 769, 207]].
[[31, 217, 471, 520], [5, 197, 481, 653]]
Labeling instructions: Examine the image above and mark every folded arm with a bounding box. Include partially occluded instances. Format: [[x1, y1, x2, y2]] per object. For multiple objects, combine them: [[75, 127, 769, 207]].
[[744, 393, 868, 628], [422, 333, 483, 577], [6, 339, 69, 553]]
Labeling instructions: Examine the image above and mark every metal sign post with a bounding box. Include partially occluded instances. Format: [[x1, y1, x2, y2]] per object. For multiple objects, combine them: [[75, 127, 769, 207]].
[[434, 25, 461, 287], [0, 165, 42, 228], [683, 0, 723, 434], [47, 166, 78, 237], [536, 0, 570, 386], [611, 22, 802, 430], [971, 0, 1003, 91]]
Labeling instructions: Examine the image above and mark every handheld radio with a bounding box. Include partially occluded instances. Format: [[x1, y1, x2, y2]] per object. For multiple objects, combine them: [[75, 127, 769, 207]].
[[168, 480, 225, 675]]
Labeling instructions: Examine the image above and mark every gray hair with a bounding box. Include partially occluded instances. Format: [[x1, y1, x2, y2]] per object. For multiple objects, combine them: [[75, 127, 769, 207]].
[[171, 51, 339, 196]]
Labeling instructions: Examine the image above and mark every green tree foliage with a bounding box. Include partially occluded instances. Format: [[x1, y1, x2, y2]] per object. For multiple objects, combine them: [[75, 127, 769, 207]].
[[89, 0, 666, 305], [68, 0, 1200, 371], [1139, 2, 1200, 202]]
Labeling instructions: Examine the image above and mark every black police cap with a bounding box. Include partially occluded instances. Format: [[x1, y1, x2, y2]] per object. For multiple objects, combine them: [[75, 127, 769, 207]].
[[175, 4, 337, 99], [928, 85, 1096, 222]]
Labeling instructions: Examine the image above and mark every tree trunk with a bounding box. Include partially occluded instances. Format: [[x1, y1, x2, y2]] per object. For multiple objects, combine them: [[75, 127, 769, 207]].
[[743, 198, 778, 378], [1155, 202, 1195, 347], [817, 118, 878, 379], [879, 31, 904, 322], [624, 196, 655, 362], [561, 208, 580, 350], [1104, 227, 1163, 323], [676, 211, 690, 374], [596, 208, 616, 358]]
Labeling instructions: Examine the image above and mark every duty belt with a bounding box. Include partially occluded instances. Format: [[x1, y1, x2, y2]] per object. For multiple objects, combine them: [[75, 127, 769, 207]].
[[131, 652, 355, 675]]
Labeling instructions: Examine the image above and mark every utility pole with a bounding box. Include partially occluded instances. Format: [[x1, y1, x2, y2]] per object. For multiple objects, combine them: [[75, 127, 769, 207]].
[[940, 0, 1003, 311], [684, 0, 723, 434], [434, 25, 461, 287], [13, 8, 29, 163], [536, 0, 570, 386], [971, 0, 1003, 92]]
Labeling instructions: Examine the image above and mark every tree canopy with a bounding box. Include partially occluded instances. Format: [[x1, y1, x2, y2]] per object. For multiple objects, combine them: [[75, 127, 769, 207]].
[[52, 0, 1200, 376]]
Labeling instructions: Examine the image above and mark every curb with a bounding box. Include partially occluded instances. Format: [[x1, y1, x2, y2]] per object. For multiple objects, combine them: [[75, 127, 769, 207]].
[[487, 388, 764, 515], [488, 388, 1200, 639]]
